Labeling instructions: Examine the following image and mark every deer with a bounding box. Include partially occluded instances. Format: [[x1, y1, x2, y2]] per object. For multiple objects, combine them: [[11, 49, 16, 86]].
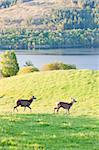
[[54, 98, 77, 114], [14, 96, 36, 112]]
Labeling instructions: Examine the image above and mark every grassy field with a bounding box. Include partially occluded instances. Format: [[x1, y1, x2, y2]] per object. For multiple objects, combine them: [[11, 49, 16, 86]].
[[0, 70, 99, 149], [0, 114, 99, 150]]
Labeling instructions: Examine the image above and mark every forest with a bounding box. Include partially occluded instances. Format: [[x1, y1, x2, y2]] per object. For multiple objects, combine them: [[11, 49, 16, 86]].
[[0, 0, 99, 49]]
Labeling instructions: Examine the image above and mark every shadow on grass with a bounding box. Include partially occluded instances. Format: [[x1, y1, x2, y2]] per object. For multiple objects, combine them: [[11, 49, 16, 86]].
[[0, 95, 5, 99], [0, 114, 99, 150]]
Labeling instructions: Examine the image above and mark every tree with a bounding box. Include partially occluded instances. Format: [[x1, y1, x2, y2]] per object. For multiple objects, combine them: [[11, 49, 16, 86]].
[[0, 51, 19, 77]]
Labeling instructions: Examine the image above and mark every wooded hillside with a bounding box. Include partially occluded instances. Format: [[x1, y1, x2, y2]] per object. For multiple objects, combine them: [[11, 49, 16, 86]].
[[0, 0, 99, 49]]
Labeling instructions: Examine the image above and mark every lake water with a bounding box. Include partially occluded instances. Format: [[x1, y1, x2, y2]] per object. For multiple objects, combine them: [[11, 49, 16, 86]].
[[17, 54, 99, 70], [0, 49, 99, 70]]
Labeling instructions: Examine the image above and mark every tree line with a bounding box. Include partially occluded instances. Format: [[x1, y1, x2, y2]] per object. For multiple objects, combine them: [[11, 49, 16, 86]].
[[0, 0, 98, 9], [0, 29, 98, 49]]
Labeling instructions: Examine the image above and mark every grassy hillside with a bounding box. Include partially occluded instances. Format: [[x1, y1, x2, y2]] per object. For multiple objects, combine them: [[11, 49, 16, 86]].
[[0, 70, 98, 116], [0, 70, 99, 149]]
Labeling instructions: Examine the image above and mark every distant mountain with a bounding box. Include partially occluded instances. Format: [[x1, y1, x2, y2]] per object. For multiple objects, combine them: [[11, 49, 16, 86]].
[[0, 0, 80, 29], [0, 0, 98, 29], [0, 0, 98, 30], [0, 0, 98, 49]]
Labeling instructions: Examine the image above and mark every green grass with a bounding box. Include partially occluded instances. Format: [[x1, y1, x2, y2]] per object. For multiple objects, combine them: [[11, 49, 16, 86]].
[[0, 70, 99, 149], [0, 114, 99, 150]]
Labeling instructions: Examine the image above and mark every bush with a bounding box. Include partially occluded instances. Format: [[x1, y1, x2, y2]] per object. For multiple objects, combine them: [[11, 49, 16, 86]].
[[0, 51, 19, 77], [18, 66, 39, 75], [24, 61, 34, 67], [42, 62, 76, 71], [59, 63, 76, 70]]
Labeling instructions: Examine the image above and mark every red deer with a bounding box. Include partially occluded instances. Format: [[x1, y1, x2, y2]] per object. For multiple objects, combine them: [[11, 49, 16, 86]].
[[14, 96, 36, 112], [54, 98, 77, 114]]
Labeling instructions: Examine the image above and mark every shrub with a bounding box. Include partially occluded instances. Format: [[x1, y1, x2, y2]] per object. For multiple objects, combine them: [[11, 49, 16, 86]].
[[0, 51, 19, 77], [59, 63, 76, 70], [24, 61, 34, 67], [18, 66, 39, 75], [42, 62, 76, 71]]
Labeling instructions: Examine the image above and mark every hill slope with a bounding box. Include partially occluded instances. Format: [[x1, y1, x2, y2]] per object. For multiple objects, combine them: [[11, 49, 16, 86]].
[[0, 0, 82, 29], [0, 0, 98, 30], [0, 70, 99, 116]]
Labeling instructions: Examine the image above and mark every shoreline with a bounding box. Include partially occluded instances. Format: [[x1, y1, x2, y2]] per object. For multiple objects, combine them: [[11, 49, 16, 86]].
[[0, 48, 99, 55]]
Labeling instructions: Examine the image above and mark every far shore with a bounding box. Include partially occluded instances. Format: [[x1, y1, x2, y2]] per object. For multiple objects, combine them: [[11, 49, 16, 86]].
[[0, 48, 99, 55]]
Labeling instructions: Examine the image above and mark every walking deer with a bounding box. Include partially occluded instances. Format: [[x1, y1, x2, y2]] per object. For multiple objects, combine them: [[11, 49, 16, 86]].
[[54, 98, 77, 114], [14, 96, 36, 112]]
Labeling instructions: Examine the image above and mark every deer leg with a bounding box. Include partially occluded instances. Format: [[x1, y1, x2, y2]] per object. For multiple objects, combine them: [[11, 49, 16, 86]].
[[54, 107, 58, 113], [68, 109, 70, 114], [13, 105, 18, 112], [56, 106, 61, 113], [27, 106, 32, 112], [24, 107, 26, 111]]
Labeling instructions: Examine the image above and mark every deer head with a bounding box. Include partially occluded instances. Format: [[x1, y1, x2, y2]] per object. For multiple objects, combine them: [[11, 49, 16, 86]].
[[32, 96, 36, 100], [71, 97, 77, 103]]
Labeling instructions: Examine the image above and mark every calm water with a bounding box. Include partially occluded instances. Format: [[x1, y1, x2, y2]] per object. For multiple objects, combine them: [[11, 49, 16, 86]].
[[0, 49, 99, 70], [17, 54, 99, 70]]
